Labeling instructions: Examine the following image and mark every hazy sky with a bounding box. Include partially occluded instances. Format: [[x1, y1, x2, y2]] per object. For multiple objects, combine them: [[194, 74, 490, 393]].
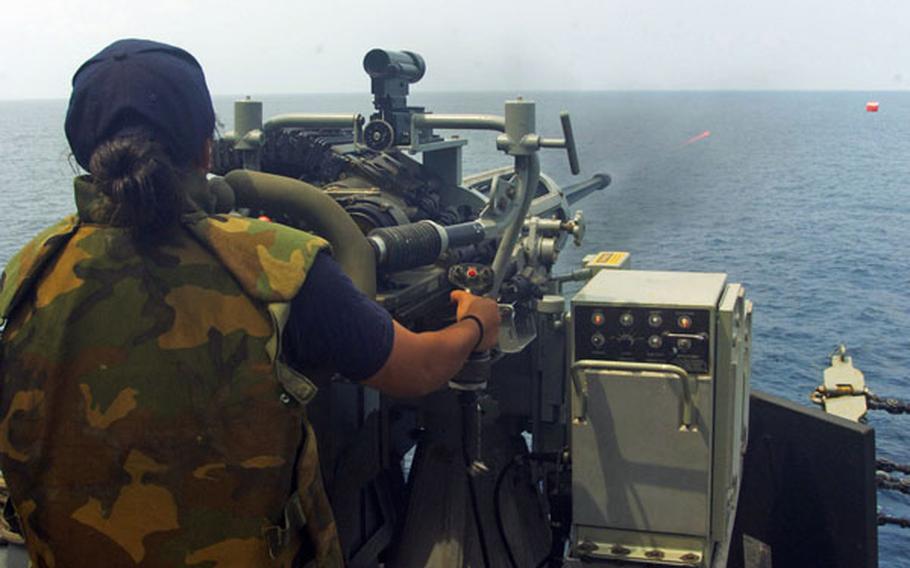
[[1, 0, 907, 100]]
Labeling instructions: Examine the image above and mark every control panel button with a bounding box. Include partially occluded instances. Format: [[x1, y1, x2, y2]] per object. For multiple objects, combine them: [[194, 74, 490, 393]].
[[648, 313, 663, 327], [677, 338, 692, 352], [677, 315, 693, 330], [618, 334, 635, 350], [620, 312, 634, 327], [648, 335, 663, 349], [590, 310, 606, 327], [591, 333, 606, 349]]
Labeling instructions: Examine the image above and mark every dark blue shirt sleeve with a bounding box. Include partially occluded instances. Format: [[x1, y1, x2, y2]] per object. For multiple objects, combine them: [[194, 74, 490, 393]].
[[283, 252, 394, 381]]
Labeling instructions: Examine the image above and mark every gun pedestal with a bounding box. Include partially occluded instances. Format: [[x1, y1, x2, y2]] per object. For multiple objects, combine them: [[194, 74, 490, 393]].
[[390, 387, 551, 567], [451, 351, 492, 474]]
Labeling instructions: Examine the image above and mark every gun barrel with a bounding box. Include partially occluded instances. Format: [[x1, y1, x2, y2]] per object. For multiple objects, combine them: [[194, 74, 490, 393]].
[[564, 173, 611, 206]]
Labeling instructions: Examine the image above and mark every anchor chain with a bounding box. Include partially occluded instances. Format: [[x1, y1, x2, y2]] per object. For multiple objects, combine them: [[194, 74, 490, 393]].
[[879, 513, 910, 529], [878, 458, 910, 476], [810, 387, 910, 416], [867, 394, 910, 415], [876, 472, 910, 496]]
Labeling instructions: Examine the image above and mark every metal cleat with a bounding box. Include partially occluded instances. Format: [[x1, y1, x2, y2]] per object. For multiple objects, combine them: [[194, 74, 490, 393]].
[[814, 345, 868, 422]]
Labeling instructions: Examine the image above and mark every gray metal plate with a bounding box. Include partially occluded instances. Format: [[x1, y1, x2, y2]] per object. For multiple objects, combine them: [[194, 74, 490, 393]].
[[574, 270, 727, 310], [572, 369, 713, 537]]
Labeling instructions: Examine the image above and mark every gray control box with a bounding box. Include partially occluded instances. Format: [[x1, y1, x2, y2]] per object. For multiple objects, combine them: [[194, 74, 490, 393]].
[[570, 270, 752, 567]]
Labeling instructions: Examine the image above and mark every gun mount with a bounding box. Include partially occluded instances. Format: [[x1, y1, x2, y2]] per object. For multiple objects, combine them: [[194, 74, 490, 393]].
[[210, 49, 762, 568]]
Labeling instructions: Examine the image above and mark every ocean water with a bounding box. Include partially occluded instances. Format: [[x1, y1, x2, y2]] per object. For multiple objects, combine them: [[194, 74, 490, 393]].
[[1, 91, 908, 565]]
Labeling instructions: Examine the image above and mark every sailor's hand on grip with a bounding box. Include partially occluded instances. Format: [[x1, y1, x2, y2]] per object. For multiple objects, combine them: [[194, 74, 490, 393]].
[[450, 290, 501, 352]]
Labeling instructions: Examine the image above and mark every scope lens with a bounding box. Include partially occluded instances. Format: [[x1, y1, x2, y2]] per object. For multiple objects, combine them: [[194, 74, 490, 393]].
[[363, 49, 391, 76]]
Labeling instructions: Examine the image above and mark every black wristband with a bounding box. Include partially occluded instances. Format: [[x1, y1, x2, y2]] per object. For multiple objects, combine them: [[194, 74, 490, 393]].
[[462, 315, 485, 352]]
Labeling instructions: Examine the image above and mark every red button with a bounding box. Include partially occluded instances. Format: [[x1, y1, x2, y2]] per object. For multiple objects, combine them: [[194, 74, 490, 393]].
[[466, 267, 478, 278]]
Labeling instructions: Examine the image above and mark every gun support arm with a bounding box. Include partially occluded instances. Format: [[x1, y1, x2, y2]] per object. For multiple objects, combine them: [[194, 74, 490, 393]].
[[411, 113, 506, 133], [488, 154, 540, 298], [407, 102, 571, 298]]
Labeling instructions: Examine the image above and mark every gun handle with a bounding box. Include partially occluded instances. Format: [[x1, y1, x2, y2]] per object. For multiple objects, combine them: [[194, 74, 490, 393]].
[[560, 111, 581, 175]]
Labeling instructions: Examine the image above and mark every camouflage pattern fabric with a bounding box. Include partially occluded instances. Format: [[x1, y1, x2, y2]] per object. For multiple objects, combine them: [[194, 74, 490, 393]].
[[0, 471, 25, 545], [0, 177, 344, 567]]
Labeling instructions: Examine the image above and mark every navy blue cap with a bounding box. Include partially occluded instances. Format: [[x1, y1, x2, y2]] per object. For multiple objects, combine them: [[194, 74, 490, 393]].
[[65, 38, 215, 171]]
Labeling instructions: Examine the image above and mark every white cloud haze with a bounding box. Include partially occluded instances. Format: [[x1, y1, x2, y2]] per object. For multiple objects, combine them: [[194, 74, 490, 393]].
[[1, 0, 907, 99]]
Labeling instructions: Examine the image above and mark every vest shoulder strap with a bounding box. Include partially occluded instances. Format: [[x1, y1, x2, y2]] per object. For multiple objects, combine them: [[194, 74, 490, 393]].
[[183, 214, 330, 303]]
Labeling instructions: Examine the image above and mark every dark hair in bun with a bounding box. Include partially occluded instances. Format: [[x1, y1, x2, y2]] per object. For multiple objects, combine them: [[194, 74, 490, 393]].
[[88, 127, 186, 238]]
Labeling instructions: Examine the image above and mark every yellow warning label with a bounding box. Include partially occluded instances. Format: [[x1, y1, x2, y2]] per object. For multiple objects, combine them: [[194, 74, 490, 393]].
[[588, 251, 629, 268]]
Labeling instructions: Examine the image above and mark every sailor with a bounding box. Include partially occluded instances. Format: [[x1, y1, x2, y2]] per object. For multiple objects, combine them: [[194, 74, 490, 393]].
[[0, 39, 500, 567]]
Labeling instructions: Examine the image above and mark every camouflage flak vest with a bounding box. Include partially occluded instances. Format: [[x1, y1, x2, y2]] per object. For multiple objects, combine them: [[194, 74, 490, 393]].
[[0, 178, 344, 567]]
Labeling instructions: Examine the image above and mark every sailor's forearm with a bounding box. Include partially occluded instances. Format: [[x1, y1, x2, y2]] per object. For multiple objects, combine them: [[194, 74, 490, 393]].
[[363, 320, 480, 398]]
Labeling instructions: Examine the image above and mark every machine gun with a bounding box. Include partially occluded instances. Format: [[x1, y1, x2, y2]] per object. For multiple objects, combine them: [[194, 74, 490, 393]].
[[211, 49, 754, 568], [213, 49, 606, 327]]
